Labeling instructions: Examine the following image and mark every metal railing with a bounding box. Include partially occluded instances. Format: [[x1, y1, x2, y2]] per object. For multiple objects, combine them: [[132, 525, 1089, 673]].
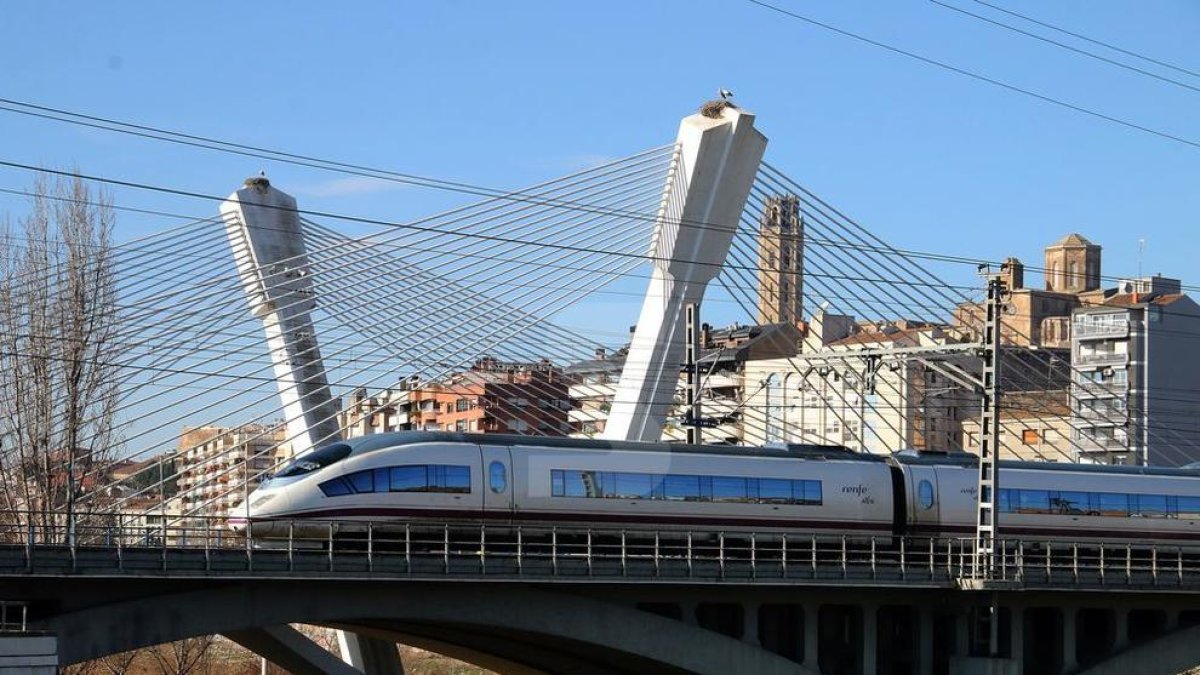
[[1073, 321, 1129, 340], [1075, 352, 1129, 367], [0, 515, 1197, 590]]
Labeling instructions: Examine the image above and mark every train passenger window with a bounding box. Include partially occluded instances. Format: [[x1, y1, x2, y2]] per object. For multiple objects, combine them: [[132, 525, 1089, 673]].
[[917, 480, 934, 510], [1177, 496, 1200, 520], [489, 461, 507, 493], [1133, 494, 1168, 518], [318, 477, 352, 497], [799, 481, 822, 506], [1051, 491, 1088, 515], [664, 475, 701, 501], [1093, 493, 1129, 517], [1018, 490, 1051, 514], [759, 479, 792, 504], [613, 472, 655, 499], [712, 476, 749, 503], [390, 466, 427, 492], [431, 465, 471, 493], [998, 489, 1013, 513], [347, 470, 374, 494]]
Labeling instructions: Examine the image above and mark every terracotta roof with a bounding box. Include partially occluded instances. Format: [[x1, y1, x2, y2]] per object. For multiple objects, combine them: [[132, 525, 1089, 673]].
[[1049, 233, 1096, 248], [1101, 293, 1185, 308]]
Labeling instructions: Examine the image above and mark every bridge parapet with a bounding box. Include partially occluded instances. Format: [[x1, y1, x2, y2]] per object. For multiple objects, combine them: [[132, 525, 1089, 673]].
[[2, 517, 1198, 593]]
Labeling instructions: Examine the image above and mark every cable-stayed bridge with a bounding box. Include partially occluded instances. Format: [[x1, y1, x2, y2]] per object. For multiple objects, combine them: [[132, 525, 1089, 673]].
[[1, 101, 1198, 675]]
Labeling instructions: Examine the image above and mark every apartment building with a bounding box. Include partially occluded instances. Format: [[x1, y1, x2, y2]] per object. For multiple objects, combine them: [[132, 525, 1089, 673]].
[[344, 358, 571, 438], [175, 424, 287, 524], [1070, 276, 1200, 466]]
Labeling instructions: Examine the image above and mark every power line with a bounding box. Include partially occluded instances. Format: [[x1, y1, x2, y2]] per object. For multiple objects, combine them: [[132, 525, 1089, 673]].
[[2, 96, 1197, 294], [969, 0, 1200, 81], [929, 0, 1200, 95], [744, 0, 1200, 150]]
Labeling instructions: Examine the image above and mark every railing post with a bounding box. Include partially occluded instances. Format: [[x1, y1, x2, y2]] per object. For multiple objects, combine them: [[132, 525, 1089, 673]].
[[1046, 542, 1052, 582], [718, 532, 726, 579], [516, 526, 523, 577], [404, 523, 411, 574], [204, 520, 211, 572], [781, 534, 788, 578], [587, 529, 593, 577], [551, 527, 558, 576], [1125, 544, 1132, 584], [1072, 544, 1079, 584], [870, 537, 877, 580], [899, 537, 906, 580], [443, 524, 449, 574], [750, 532, 757, 579], [328, 521, 335, 572], [620, 530, 627, 577], [287, 522, 294, 572], [1151, 545, 1158, 586], [1099, 544, 1105, 585], [1178, 547, 1184, 585], [115, 521, 123, 571], [686, 528, 696, 576], [479, 524, 486, 575], [653, 531, 660, 578], [367, 522, 374, 574], [811, 535, 817, 576], [841, 535, 847, 579]]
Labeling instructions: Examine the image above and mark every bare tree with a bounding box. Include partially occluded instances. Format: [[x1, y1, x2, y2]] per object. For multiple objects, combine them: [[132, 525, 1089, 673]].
[[149, 636, 215, 675], [0, 173, 119, 542]]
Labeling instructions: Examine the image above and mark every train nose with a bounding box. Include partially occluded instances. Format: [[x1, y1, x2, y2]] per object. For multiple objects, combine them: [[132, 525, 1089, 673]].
[[229, 488, 289, 535]]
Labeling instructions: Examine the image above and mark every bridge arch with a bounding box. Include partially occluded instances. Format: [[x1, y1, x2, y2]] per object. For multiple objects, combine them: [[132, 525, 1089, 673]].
[[45, 582, 813, 675], [1077, 624, 1200, 675]]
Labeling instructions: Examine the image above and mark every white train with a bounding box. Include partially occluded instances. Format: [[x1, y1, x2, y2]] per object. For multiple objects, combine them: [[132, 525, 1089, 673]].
[[230, 432, 1200, 548]]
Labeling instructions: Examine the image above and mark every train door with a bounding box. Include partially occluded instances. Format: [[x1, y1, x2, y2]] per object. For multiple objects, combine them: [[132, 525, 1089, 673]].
[[908, 466, 940, 534], [479, 444, 515, 522]]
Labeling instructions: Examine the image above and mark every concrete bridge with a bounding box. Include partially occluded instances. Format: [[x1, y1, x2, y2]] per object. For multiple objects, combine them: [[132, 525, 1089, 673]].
[[2, 521, 1200, 675]]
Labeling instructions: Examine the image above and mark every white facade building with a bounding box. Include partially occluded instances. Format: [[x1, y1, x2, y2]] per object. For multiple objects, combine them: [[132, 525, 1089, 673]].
[[1071, 277, 1200, 466]]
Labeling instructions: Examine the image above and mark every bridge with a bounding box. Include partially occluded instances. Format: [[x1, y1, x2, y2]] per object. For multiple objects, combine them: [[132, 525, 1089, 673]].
[[0, 98, 1198, 675]]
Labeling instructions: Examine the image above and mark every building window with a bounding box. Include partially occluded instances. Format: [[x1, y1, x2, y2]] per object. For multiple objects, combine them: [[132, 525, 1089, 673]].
[[455, 420, 468, 432], [456, 398, 471, 412], [1022, 429, 1040, 445]]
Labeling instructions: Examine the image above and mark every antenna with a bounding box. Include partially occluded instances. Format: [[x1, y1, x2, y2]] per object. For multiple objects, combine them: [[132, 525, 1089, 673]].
[[1138, 238, 1146, 279]]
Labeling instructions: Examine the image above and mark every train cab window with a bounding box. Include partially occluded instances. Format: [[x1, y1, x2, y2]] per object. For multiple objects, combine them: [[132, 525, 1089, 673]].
[[275, 443, 352, 478], [318, 477, 353, 497], [489, 461, 507, 493], [347, 470, 374, 494], [917, 480, 934, 510]]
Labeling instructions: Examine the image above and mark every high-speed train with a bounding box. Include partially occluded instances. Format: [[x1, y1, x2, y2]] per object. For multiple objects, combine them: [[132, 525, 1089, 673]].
[[230, 431, 1200, 547]]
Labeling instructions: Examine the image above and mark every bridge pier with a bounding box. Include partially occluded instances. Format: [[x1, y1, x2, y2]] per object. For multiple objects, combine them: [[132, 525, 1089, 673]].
[[338, 632, 404, 675], [1062, 607, 1079, 673], [0, 635, 56, 675], [224, 625, 361, 675]]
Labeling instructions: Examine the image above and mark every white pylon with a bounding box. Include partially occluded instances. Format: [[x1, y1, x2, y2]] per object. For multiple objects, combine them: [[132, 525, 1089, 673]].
[[604, 103, 768, 442]]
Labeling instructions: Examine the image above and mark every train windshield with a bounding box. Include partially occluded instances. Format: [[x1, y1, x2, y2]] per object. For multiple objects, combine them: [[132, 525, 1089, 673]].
[[274, 443, 353, 478]]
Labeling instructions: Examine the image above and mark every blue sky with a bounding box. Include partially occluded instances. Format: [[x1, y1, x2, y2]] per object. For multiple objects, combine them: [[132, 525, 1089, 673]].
[[1, 0, 1197, 334]]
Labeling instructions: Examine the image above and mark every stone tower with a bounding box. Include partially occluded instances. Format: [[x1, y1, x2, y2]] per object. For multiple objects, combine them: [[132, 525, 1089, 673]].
[[1044, 233, 1101, 293], [757, 194, 804, 325]]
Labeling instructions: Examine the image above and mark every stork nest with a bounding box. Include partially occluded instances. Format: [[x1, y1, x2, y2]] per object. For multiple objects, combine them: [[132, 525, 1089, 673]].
[[244, 176, 271, 192], [700, 99, 736, 118]]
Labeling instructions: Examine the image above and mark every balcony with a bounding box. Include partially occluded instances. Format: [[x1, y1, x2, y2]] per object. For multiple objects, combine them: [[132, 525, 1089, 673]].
[[1073, 320, 1129, 340], [1074, 404, 1125, 423], [1072, 379, 1126, 398], [1074, 352, 1128, 368]]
